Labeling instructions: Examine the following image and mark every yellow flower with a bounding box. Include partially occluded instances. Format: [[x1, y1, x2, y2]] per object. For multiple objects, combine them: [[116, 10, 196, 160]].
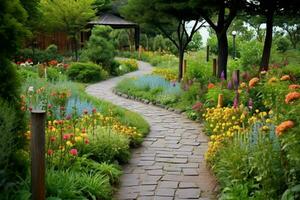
[[66, 141, 73, 146], [266, 119, 272, 123], [262, 126, 269, 131], [75, 136, 83, 142]]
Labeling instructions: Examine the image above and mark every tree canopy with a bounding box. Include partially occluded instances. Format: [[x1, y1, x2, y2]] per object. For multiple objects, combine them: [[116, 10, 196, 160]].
[[39, 0, 96, 60], [122, 0, 204, 80]]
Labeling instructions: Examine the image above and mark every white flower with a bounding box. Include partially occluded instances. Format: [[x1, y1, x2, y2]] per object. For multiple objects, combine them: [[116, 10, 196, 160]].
[[28, 86, 34, 92]]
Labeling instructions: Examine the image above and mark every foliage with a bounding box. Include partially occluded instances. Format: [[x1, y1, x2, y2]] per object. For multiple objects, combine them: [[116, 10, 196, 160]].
[[0, 100, 28, 196], [187, 31, 203, 51], [15, 47, 63, 64], [274, 37, 291, 53], [81, 25, 116, 73], [67, 62, 108, 83], [0, 0, 30, 58], [240, 40, 263, 70], [46, 169, 112, 200], [39, 0, 95, 60], [81, 128, 131, 164], [116, 59, 139, 75]]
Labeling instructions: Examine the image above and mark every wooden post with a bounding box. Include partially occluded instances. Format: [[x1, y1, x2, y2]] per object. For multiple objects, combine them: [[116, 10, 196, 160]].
[[31, 110, 46, 200], [206, 45, 209, 62], [138, 45, 142, 59], [217, 94, 223, 108], [183, 59, 187, 78], [213, 58, 217, 77]]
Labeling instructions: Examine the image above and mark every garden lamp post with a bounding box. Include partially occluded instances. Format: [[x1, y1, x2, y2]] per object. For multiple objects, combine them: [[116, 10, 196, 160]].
[[232, 31, 237, 59]]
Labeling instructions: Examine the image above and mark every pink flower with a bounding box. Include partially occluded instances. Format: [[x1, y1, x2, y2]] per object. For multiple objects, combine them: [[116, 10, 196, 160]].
[[92, 108, 97, 113], [63, 134, 70, 140], [69, 149, 78, 156], [48, 104, 52, 109]]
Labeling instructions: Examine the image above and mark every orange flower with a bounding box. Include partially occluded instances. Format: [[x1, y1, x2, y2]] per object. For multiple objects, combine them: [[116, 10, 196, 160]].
[[280, 75, 290, 81], [289, 84, 300, 90], [249, 77, 259, 88], [276, 120, 294, 136], [208, 83, 215, 89], [285, 92, 300, 104]]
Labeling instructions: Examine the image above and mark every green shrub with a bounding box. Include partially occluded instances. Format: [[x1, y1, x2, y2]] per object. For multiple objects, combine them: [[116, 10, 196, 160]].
[[240, 40, 263, 70], [275, 37, 291, 53], [80, 128, 130, 164], [81, 25, 115, 73], [0, 99, 28, 195], [67, 62, 108, 83], [15, 46, 63, 64], [18, 68, 39, 81], [0, 58, 21, 103], [46, 169, 112, 200], [46, 67, 61, 81]]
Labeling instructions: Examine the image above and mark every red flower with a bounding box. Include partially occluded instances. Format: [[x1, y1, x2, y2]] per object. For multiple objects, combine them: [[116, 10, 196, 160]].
[[207, 83, 215, 89], [92, 108, 97, 113], [50, 136, 56, 142], [84, 139, 89, 144], [47, 149, 54, 156], [192, 102, 203, 111], [69, 149, 78, 156]]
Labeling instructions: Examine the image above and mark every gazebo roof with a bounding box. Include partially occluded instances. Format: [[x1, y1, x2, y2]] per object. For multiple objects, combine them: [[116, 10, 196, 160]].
[[88, 13, 137, 28]]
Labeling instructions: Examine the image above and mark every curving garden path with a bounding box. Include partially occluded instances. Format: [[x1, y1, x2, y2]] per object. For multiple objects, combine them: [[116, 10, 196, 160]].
[[86, 61, 217, 200]]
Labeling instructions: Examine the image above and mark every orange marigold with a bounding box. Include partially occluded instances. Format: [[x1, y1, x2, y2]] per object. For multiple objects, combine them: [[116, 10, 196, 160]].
[[285, 92, 300, 104], [289, 84, 300, 90], [280, 75, 290, 81], [276, 120, 294, 136], [208, 83, 215, 89], [249, 77, 259, 88]]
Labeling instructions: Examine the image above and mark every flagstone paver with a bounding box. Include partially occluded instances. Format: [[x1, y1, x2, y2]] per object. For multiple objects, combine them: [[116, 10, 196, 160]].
[[86, 60, 218, 200]]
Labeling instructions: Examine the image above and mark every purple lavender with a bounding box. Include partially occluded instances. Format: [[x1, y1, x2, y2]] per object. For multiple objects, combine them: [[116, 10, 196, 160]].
[[232, 73, 239, 89], [233, 96, 239, 109], [220, 71, 225, 80]]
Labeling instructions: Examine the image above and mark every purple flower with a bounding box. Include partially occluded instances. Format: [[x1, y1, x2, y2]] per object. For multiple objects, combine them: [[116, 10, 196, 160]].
[[232, 73, 239, 88], [227, 80, 233, 90], [220, 71, 225, 80], [248, 98, 253, 110]]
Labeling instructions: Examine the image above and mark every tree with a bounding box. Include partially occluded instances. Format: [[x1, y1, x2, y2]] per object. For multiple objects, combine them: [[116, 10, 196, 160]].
[[190, 0, 241, 79], [243, 0, 299, 71], [39, 0, 96, 61], [122, 0, 204, 80], [276, 17, 300, 49], [187, 31, 203, 51], [82, 25, 115, 72]]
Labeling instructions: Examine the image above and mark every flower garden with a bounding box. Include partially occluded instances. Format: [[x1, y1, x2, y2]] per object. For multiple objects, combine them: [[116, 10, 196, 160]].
[[1, 0, 300, 199], [115, 50, 300, 198]]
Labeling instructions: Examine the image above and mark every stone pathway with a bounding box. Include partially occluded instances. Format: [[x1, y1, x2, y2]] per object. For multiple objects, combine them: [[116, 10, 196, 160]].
[[86, 61, 217, 200]]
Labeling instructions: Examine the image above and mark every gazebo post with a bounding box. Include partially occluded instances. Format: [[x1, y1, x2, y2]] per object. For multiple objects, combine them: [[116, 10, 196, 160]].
[[134, 26, 140, 50]]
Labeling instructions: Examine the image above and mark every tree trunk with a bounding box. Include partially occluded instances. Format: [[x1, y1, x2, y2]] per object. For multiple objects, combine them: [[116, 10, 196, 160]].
[[260, 10, 274, 71], [72, 35, 78, 61], [178, 48, 184, 81], [216, 32, 228, 79]]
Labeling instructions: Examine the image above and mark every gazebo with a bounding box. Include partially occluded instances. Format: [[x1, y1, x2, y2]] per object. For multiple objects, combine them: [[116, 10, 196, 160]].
[[87, 13, 140, 50]]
